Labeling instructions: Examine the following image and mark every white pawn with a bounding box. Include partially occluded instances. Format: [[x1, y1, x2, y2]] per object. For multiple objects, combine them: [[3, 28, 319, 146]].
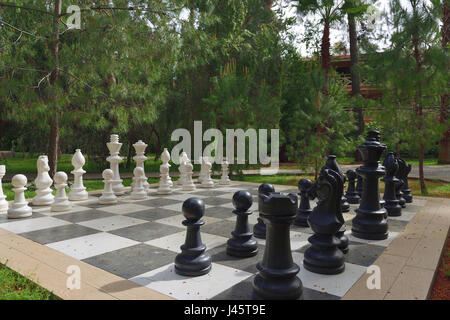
[[99, 169, 117, 205], [157, 148, 172, 195], [8, 174, 32, 219], [200, 157, 214, 188], [0, 165, 8, 214], [182, 161, 196, 191], [219, 158, 231, 185], [69, 149, 89, 201], [131, 167, 147, 200], [51, 172, 72, 212], [32, 155, 54, 206]]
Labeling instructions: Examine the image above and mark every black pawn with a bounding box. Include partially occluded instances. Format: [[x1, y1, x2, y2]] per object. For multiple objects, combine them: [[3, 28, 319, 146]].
[[345, 170, 360, 204], [174, 198, 212, 277], [253, 183, 275, 239], [294, 179, 314, 227], [397, 158, 413, 203], [355, 174, 363, 198], [351, 130, 388, 240], [382, 152, 402, 217], [395, 179, 407, 208], [253, 193, 303, 300], [304, 167, 346, 274], [227, 190, 258, 257], [399, 159, 413, 203]]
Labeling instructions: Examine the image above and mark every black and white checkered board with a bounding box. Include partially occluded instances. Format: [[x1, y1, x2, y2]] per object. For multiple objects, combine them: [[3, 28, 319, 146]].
[[0, 182, 427, 300]]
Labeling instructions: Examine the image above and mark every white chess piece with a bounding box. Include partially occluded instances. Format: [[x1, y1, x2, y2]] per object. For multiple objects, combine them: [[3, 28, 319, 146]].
[[157, 148, 172, 195], [0, 165, 8, 214], [200, 157, 214, 188], [177, 152, 189, 186], [69, 149, 89, 201], [219, 158, 231, 185], [133, 140, 149, 192], [32, 155, 54, 206], [131, 167, 147, 200], [99, 169, 117, 205], [8, 174, 32, 219], [182, 161, 196, 191], [198, 156, 205, 184], [106, 134, 125, 195], [51, 172, 72, 212]]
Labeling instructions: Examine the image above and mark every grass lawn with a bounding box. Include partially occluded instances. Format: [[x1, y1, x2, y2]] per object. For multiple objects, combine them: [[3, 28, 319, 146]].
[[0, 263, 58, 300], [232, 174, 450, 198]]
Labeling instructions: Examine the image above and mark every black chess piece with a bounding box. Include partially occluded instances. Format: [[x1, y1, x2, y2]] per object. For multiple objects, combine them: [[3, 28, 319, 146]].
[[304, 166, 346, 274], [324, 155, 349, 254], [394, 178, 406, 208], [325, 155, 350, 213], [294, 179, 314, 227], [345, 170, 360, 204], [253, 183, 275, 239], [397, 158, 413, 203], [174, 198, 212, 276], [351, 130, 388, 240], [253, 193, 303, 300], [356, 174, 363, 198], [382, 152, 402, 217], [227, 190, 258, 258]]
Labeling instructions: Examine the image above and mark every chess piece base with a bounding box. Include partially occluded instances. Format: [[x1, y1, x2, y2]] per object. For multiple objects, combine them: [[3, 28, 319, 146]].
[[253, 265, 303, 300], [293, 209, 311, 227], [253, 219, 266, 239], [32, 194, 54, 206], [8, 206, 32, 219], [174, 249, 212, 277], [51, 202, 72, 212], [304, 235, 345, 275], [226, 237, 258, 258], [68, 190, 89, 201], [346, 196, 360, 204]]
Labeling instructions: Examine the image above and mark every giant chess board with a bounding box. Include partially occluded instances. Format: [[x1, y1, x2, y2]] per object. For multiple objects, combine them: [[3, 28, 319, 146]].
[[0, 182, 427, 300]]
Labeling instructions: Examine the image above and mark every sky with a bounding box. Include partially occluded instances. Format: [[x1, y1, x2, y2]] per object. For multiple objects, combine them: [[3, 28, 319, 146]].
[[277, 0, 393, 56]]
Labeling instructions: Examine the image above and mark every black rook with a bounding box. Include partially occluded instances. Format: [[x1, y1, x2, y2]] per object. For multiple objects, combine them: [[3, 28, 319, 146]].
[[253, 193, 303, 300]]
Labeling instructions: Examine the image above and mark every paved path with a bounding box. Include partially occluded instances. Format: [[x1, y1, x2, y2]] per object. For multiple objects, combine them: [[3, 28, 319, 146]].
[[2, 164, 449, 182]]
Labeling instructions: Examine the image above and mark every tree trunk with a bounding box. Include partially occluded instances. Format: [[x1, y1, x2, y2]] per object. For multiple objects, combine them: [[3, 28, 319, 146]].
[[321, 22, 331, 95], [348, 12, 364, 161], [438, 3, 450, 164], [48, 0, 62, 178], [412, 3, 427, 194]]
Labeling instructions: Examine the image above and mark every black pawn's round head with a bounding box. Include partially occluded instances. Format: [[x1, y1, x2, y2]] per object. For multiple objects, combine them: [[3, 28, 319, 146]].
[[182, 198, 205, 221], [298, 179, 313, 192], [258, 183, 275, 195], [346, 169, 357, 180], [232, 190, 253, 212]]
